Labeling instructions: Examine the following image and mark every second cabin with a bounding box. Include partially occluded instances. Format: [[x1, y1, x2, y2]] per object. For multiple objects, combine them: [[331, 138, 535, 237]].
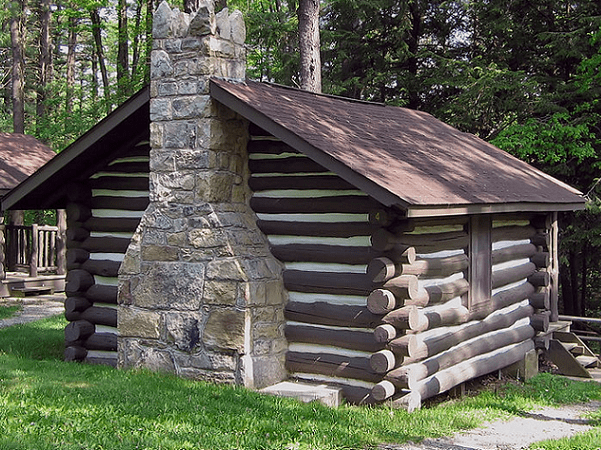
[[0, 1, 586, 409]]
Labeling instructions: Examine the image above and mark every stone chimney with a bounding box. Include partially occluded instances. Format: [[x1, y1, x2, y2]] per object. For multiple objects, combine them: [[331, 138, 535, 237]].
[[118, 0, 288, 389]]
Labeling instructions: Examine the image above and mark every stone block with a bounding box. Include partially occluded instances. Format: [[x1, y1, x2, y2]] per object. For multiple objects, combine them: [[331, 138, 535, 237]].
[[153, 1, 173, 39], [150, 98, 172, 122], [203, 279, 238, 305], [229, 10, 246, 44], [503, 348, 539, 381], [163, 121, 196, 148], [174, 149, 211, 170], [132, 262, 205, 310], [189, 2, 216, 36], [157, 81, 177, 96], [167, 231, 187, 247], [141, 244, 179, 262], [173, 9, 191, 38], [119, 307, 162, 339], [188, 228, 224, 249], [151, 50, 174, 79], [206, 258, 248, 281], [195, 171, 234, 203], [164, 311, 204, 351], [215, 8, 230, 40], [203, 308, 245, 352], [261, 382, 343, 408], [150, 123, 163, 149], [172, 95, 211, 120]]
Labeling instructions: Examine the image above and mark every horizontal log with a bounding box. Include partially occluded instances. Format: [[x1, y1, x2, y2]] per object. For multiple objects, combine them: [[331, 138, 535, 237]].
[[66, 203, 92, 223], [86, 284, 118, 304], [529, 289, 550, 310], [250, 195, 380, 214], [381, 306, 419, 330], [366, 251, 420, 283], [381, 275, 420, 300], [247, 139, 290, 154], [64, 345, 87, 361], [385, 322, 536, 389], [79, 236, 131, 254], [371, 229, 469, 253], [367, 289, 397, 314], [249, 156, 329, 174], [79, 306, 118, 328], [81, 259, 122, 278], [387, 334, 419, 358], [65, 296, 92, 315], [90, 196, 150, 211], [249, 175, 355, 191], [283, 270, 373, 296], [411, 304, 470, 333], [370, 349, 398, 373], [65, 269, 95, 294], [491, 243, 537, 265], [492, 262, 536, 290], [100, 161, 149, 173], [89, 177, 149, 191], [67, 226, 90, 242], [285, 301, 382, 328], [372, 380, 396, 402], [491, 225, 536, 242], [285, 324, 384, 353], [286, 351, 381, 383], [531, 311, 550, 333], [85, 353, 118, 367], [374, 324, 398, 343], [422, 278, 470, 305], [257, 220, 378, 238], [389, 254, 468, 280], [530, 232, 550, 249], [394, 303, 534, 360], [84, 332, 117, 351], [531, 252, 550, 268], [67, 248, 90, 267], [64, 320, 95, 342], [528, 271, 550, 287], [271, 244, 377, 264], [474, 282, 536, 320], [83, 216, 142, 233], [411, 340, 535, 402]]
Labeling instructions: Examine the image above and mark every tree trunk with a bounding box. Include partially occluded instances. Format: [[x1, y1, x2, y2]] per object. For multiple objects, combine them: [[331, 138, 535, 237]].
[[90, 9, 112, 113], [66, 16, 77, 115], [37, 0, 52, 131], [10, 0, 25, 134], [298, 0, 321, 93], [117, 0, 130, 97]]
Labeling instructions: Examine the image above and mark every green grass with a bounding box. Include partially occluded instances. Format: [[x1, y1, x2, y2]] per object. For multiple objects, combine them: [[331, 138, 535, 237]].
[[1, 316, 601, 449], [0, 304, 22, 320]]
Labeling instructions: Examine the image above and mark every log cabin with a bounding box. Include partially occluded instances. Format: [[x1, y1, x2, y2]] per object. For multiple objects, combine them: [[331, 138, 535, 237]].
[[0, 133, 63, 295], [0, 1, 589, 409]]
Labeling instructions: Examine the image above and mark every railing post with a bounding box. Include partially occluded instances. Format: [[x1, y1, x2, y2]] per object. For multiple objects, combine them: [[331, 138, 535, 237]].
[[30, 224, 39, 278], [56, 210, 67, 275]]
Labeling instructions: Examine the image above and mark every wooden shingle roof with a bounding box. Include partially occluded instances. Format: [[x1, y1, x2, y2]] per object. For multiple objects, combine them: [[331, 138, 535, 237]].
[[0, 133, 56, 195], [211, 79, 585, 217]]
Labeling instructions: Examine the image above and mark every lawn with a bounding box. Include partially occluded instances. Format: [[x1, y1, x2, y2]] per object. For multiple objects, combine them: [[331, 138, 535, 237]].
[[0, 303, 22, 320], [1, 315, 600, 450]]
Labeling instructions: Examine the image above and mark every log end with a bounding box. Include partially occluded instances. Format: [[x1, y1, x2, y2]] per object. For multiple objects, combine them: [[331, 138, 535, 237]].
[[370, 349, 397, 373], [372, 380, 396, 401], [367, 289, 396, 314], [367, 257, 396, 283], [374, 324, 397, 343]]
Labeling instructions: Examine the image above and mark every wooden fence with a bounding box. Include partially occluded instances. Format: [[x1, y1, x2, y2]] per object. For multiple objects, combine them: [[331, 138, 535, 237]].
[[3, 224, 61, 277]]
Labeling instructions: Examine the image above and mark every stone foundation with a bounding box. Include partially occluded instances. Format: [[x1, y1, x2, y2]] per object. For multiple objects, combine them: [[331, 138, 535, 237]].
[[117, 1, 288, 389]]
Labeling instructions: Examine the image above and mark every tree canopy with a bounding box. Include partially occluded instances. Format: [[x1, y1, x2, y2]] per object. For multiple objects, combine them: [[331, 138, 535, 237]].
[[2, 0, 601, 318]]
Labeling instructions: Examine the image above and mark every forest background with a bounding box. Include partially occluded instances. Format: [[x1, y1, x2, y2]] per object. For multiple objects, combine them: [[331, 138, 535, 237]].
[[2, 0, 600, 321]]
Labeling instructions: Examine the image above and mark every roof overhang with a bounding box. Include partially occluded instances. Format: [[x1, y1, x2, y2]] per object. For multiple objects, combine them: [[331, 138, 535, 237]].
[[1, 87, 150, 211], [210, 79, 585, 218]]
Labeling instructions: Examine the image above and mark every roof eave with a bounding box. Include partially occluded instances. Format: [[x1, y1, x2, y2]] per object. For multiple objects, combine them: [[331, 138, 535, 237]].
[[404, 201, 587, 218], [1, 86, 150, 211], [210, 79, 405, 209]]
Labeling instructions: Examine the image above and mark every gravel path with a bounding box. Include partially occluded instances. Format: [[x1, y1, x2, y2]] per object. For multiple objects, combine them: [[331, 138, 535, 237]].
[[0, 294, 65, 328], [380, 400, 601, 450]]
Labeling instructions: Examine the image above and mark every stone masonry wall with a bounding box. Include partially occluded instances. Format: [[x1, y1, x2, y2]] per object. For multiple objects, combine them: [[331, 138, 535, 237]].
[[117, 0, 288, 389]]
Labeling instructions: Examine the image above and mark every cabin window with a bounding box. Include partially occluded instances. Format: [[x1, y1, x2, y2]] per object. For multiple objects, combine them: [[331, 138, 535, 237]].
[[467, 215, 492, 312]]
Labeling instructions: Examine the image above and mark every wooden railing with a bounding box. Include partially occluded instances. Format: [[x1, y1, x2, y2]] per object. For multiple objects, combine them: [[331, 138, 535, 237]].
[[3, 224, 61, 277]]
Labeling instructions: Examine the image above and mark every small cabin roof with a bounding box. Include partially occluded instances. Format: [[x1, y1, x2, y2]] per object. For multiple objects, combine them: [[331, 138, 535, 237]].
[[0, 133, 56, 195], [210, 79, 585, 217], [2, 79, 585, 216]]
